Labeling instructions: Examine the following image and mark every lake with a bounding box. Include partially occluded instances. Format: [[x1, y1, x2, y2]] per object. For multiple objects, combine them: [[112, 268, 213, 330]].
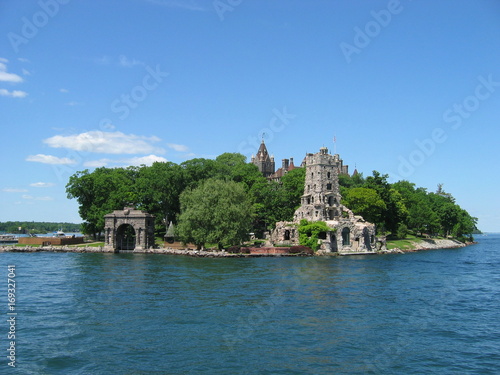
[[1, 234, 499, 374]]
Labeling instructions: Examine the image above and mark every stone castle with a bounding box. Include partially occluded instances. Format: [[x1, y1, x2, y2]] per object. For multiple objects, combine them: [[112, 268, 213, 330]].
[[258, 144, 376, 254]]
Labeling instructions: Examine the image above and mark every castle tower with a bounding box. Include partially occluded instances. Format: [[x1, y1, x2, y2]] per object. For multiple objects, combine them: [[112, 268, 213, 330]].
[[271, 146, 377, 254], [251, 140, 275, 178], [294, 147, 343, 222]]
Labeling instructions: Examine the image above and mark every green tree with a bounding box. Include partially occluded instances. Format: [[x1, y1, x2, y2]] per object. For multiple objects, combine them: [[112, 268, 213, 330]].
[[180, 158, 219, 189], [342, 187, 387, 225], [176, 179, 253, 249]]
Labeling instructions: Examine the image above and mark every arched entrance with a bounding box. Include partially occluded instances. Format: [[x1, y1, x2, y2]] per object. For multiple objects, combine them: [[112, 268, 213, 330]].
[[104, 207, 155, 252], [116, 224, 136, 251]]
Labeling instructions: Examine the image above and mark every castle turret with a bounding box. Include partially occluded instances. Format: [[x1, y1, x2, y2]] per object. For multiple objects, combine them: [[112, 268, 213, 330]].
[[252, 140, 275, 178]]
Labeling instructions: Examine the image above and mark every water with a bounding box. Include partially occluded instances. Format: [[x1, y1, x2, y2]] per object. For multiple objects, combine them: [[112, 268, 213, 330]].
[[1, 235, 499, 374]]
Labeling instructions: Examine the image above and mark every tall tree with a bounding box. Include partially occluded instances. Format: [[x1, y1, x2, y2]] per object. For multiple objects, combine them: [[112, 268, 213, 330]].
[[342, 187, 387, 225], [66, 167, 138, 238], [134, 162, 185, 230]]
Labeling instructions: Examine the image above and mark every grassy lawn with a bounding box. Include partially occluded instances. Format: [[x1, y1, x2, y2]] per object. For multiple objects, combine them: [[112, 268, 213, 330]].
[[386, 235, 421, 251]]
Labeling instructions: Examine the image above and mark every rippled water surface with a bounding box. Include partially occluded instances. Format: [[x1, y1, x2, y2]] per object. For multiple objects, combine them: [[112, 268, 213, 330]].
[[1, 235, 499, 374]]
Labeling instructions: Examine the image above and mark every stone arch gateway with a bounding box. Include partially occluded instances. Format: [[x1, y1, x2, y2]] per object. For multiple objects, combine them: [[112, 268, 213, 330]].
[[104, 207, 155, 252]]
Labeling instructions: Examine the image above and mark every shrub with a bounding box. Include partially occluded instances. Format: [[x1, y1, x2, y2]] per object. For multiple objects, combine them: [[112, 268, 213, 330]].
[[396, 223, 409, 239]]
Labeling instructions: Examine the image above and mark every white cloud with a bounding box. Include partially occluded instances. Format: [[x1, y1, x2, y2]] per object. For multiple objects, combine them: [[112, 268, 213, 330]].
[[2, 188, 28, 193], [125, 154, 168, 166], [43, 131, 165, 155], [60, 88, 69, 93], [26, 154, 77, 165], [22, 68, 30, 76], [30, 182, 55, 188], [167, 143, 189, 152], [0, 88, 28, 98], [0, 60, 23, 83], [83, 154, 167, 168]]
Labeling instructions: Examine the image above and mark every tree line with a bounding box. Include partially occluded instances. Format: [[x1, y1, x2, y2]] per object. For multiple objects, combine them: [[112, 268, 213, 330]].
[[66, 152, 477, 245], [0, 221, 81, 234], [340, 173, 478, 242]]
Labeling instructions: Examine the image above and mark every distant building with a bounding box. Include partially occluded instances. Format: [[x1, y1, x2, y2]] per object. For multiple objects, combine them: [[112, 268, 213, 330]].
[[251, 140, 275, 178], [251, 139, 351, 181]]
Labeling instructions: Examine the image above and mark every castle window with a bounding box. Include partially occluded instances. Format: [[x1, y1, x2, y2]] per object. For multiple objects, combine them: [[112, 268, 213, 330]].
[[327, 172, 331, 179], [326, 183, 332, 190]]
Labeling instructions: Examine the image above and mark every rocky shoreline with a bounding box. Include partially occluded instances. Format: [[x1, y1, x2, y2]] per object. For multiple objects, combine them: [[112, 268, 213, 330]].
[[379, 238, 475, 254], [0, 238, 474, 257]]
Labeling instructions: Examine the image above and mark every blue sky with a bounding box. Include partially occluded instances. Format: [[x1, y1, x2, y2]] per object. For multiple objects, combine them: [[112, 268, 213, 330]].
[[1, 0, 499, 231]]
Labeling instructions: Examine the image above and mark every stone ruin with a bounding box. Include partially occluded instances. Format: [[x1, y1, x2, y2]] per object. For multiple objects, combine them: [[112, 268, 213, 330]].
[[271, 147, 377, 254]]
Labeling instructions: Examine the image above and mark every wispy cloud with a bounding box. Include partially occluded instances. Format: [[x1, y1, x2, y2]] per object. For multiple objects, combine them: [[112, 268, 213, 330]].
[[94, 55, 145, 68], [26, 154, 77, 165], [118, 55, 145, 68], [143, 0, 206, 11], [30, 182, 55, 188], [22, 194, 53, 201], [83, 154, 167, 168], [167, 143, 189, 152], [59, 88, 69, 93], [43, 131, 165, 155], [0, 59, 23, 83], [0, 88, 28, 98], [2, 187, 28, 193], [65, 101, 84, 106]]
